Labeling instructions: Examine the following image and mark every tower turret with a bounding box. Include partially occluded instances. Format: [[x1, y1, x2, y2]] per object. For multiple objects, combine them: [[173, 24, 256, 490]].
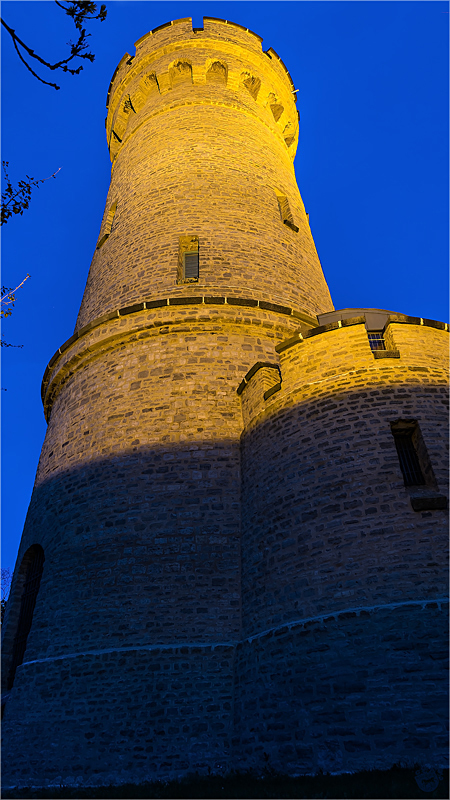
[[76, 16, 333, 329]]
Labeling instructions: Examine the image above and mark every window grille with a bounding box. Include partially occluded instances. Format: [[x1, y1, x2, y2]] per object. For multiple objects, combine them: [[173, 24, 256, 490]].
[[392, 429, 425, 486], [183, 251, 199, 280], [7, 547, 44, 690], [368, 332, 386, 351]]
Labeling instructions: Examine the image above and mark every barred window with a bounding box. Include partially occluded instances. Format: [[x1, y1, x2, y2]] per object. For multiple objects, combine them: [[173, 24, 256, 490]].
[[367, 331, 386, 351], [7, 546, 45, 690], [183, 251, 199, 280], [178, 235, 199, 283], [391, 421, 427, 487]]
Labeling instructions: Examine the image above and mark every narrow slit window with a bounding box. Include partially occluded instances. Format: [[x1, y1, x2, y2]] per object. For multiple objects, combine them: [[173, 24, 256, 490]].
[[7, 546, 45, 690], [391, 422, 426, 487], [274, 190, 299, 233], [97, 200, 117, 249], [169, 61, 193, 88]]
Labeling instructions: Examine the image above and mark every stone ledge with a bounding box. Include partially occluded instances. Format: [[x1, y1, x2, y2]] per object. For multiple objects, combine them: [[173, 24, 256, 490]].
[[275, 332, 303, 354], [237, 362, 280, 396], [259, 300, 292, 316], [303, 318, 366, 340], [263, 381, 282, 400], [385, 314, 448, 332], [410, 495, 448, 512], [227, 297, 258, 308], [119, 302, 146, 316], [373, 350, 400, 359], [42, 297, 318, 405], [145, 299, 168, 309], [275, 316, 365, 353], [168, 296, 203, 305]]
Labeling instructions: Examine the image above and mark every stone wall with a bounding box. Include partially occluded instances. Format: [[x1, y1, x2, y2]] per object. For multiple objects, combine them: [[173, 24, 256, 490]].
[[236, 318, 448, 774], [233, 603, 448, 775], [3, 645, 235, 788]]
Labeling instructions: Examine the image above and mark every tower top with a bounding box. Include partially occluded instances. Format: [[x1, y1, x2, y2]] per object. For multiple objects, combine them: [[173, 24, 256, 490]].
[[74, 15, 333, 334], [105, 17, 300, 163]]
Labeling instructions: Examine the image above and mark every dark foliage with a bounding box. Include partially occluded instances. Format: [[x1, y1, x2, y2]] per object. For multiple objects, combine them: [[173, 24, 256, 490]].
[[2, 765, 448, 799], [1, 568, 12, 621], [1, 161, 60, 227], [0, 270, 31, 348]]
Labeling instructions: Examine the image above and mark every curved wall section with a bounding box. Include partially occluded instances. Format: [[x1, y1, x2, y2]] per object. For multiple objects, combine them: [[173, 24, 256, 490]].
[[236, 319, 448, 772], [233, 602, 448, 775], [240, 321, 448, 635]]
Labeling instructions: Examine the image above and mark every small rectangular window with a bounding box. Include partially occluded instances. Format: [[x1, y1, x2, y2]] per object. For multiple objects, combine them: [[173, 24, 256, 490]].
[[178, 235, 199, 283], [390, 420, 439, 489], [391, 421, 446, 511], [183, 252, 199, 280], [367, 332, 386, 351], [392, 429, 425, 486]]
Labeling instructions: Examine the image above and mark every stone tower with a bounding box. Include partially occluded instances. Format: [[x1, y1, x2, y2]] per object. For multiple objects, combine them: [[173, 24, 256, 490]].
[[2, 18, 448, 791]]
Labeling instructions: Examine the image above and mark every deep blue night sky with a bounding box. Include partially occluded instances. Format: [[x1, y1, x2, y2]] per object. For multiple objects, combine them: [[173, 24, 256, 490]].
[[1, 1, 448, 572]]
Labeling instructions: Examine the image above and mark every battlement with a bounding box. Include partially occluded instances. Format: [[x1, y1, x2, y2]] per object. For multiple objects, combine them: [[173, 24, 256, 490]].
[[239, 313, 449, 430], [105, 17, 299, 163]]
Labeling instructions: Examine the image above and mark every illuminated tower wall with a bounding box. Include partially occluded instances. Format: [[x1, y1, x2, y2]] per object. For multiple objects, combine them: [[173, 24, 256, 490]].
[[2, 18, 448, 790]]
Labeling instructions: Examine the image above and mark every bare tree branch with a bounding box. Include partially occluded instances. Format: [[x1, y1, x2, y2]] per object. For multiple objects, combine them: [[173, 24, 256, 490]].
[[1, 1, 107, 90], [1, 274, 30, 349], [1, 275, 31, 317]]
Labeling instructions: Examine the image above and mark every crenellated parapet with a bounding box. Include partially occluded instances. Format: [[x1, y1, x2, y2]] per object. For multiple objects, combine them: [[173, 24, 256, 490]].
[[105, 17, 300, 164], [239, 312, 449, 432]]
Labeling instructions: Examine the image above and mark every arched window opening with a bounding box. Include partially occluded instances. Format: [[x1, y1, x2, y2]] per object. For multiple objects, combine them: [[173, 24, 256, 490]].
[[274, 189, 299, 233], [97, 200, 117, 249], [241, 73, 261, 100], [7, 545, 45, 691], [270, 102, 284, 122], [169, 61, 193, 89], [140, 72, 160, 97], [266, 93, 284, 122], [283, 121, 295, 148], [206, 61, 227, 85]]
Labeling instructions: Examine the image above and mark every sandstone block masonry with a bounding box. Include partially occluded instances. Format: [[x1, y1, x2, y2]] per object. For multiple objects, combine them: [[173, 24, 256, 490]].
[[2, 17, 448, 790]]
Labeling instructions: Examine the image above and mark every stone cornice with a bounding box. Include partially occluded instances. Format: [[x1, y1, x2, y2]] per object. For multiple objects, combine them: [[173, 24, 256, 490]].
[[41, 296, 318, 418]]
